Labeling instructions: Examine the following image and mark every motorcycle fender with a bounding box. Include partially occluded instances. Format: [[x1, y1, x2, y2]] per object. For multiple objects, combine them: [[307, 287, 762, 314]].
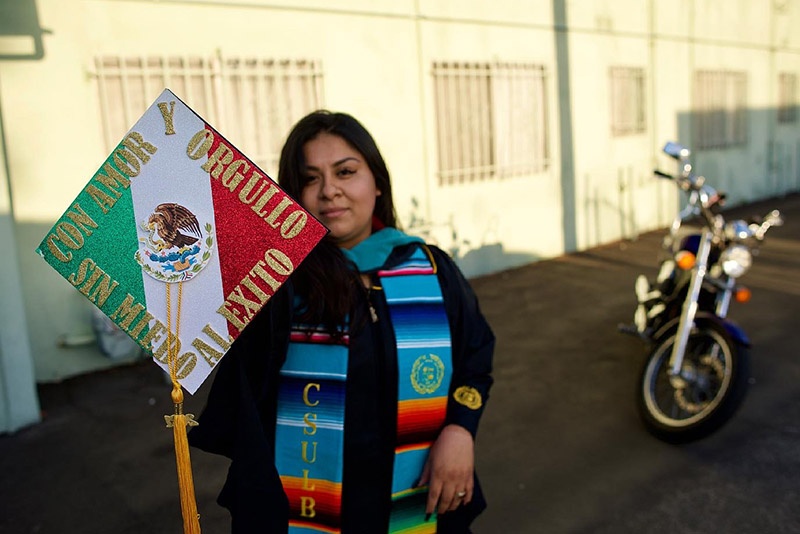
[[651, 312, 751, 348]]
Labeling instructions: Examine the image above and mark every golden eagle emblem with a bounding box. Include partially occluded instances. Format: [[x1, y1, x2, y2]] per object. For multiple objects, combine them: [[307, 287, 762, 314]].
[[146, 203, 202, 251], [136, 202, 214, 283]]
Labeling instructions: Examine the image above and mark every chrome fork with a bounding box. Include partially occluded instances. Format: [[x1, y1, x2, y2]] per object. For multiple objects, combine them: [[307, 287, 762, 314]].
[[668, 228, 713, 387]]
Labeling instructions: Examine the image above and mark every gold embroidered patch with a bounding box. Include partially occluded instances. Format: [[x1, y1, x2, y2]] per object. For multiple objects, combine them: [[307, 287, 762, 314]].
[[411, 354, 445, 394], [453, 386, 482, 410]]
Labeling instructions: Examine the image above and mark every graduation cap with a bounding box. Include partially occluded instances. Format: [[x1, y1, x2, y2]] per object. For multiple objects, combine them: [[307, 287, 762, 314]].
[[35, 89, 327, 532]]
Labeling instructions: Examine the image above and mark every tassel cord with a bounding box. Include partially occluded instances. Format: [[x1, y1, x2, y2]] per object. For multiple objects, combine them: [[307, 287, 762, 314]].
[[166, 281, 202, 534]]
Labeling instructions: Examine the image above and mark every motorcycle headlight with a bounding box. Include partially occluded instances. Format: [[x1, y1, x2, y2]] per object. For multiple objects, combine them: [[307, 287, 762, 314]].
[[719, 245, 752, 278]]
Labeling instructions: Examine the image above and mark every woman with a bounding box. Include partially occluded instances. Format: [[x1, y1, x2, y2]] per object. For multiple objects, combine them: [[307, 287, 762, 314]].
[[190, 111, 494, 533]]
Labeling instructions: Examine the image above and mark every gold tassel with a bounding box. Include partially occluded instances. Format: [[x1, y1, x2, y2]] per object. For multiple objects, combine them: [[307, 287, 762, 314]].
[[165, 281, 202, 533], [165, 387, 201, 533]]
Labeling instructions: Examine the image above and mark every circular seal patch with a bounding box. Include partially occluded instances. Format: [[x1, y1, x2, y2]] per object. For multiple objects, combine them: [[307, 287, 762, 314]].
[[410, 354, 445, 395], [453, 386, 482, 410]]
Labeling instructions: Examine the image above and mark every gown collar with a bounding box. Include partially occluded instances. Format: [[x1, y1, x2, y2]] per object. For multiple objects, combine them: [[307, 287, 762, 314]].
[[340, 228, 423, 272]]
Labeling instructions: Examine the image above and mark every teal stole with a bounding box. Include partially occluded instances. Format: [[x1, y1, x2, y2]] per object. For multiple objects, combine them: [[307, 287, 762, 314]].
[[274, 243, 453, 533]]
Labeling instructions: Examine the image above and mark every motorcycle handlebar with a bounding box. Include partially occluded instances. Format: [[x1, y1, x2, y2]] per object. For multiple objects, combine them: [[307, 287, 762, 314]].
[[654, 168, 700, 194], [753, 209, 784, 240]]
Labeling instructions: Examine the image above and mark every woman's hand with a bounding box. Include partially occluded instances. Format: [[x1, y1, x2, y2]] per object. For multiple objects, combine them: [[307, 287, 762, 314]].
[[417, 424, 475, 517]]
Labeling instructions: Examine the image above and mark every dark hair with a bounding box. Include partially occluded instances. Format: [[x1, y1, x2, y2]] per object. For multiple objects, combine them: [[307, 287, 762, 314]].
[[277, 110, 397, 330]]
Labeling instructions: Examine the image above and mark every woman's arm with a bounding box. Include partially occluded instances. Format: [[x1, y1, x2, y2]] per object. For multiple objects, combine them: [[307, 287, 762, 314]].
[[419, 245, 495, 516], [431, 245, 495, 437]]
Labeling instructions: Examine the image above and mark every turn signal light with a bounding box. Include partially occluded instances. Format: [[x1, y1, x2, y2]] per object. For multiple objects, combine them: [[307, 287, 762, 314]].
[[735, 286, 752, 303], [675, 251, 696, 270]]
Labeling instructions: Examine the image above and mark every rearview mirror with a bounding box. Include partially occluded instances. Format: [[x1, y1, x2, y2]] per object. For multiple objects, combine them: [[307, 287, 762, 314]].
[[663, 142, 691, 160]]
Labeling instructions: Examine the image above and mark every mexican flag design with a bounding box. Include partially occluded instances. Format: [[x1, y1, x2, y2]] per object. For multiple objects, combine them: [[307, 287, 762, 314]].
[[36, 89, 327, 394]]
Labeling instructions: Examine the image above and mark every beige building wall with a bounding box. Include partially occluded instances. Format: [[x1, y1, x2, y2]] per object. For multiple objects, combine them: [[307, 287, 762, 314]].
[[1, 0, 799, 423], [0, 95, 40, 432]]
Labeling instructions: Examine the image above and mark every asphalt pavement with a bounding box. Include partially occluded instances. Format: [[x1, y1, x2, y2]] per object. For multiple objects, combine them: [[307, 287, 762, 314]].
[[2, 193, 799, 534]]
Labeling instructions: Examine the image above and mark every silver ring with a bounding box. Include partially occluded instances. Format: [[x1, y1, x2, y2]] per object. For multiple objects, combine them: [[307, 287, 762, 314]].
[[456, 491, 467, 498]]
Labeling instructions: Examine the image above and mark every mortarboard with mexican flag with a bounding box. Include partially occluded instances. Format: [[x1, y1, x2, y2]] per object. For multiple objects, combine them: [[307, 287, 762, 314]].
[[35, 88, 328, 533]]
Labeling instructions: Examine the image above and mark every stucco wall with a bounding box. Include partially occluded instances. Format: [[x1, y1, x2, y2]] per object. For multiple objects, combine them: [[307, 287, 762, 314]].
[[1, 0, 799, 389]]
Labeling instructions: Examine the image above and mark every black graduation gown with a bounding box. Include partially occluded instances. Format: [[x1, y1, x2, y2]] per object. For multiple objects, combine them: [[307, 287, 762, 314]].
[[189, 243, 495, 533]]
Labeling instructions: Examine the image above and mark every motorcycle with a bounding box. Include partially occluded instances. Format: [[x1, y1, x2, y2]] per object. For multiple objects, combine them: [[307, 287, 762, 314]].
[[619, 142, 783, 443]]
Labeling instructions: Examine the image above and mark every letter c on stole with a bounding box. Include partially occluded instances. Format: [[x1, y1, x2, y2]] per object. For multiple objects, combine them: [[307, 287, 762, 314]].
[[303, 383, 320, 406]]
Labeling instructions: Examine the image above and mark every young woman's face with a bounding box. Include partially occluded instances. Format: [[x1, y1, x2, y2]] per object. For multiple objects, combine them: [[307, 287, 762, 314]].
[[300, 132, 381, 249]]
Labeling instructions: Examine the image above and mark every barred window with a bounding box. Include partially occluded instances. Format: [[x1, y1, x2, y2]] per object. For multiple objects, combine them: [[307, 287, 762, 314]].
[[693, 70, 747, 149], [610, 67, 646, 136], [432, 61, 549, 185], [778, 72, 797, 124], [93, 54, 324, 173]]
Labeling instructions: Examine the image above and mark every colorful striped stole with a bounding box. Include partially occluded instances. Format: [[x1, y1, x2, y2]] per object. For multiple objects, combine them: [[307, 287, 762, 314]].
[[381, 247, 452, 534], [275, 325, 349, 533], [274, 246, 452, 533]]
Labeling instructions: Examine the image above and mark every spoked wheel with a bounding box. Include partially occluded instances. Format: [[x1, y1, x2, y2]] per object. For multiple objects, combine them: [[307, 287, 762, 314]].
[[638, 319, 750, 443]]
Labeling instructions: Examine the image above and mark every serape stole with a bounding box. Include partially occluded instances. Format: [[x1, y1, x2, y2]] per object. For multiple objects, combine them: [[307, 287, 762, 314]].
[[274, 246, 452, 533], [275, 325, 349, 533], [381, 247, 452, 534]]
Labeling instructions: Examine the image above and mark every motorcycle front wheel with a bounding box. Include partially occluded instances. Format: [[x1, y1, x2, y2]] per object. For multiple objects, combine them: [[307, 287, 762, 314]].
[[638, 320, 750, 443]]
